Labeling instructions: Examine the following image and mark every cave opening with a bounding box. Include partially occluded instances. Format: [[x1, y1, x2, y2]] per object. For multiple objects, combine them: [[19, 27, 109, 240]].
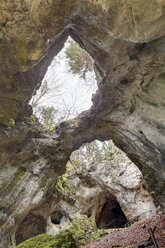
[[50, 210, 63, 225], [69, 140, 143, 229], [30, 37, 97, 128], [15, 213, 46, 245], [96, 198, 128, 229]]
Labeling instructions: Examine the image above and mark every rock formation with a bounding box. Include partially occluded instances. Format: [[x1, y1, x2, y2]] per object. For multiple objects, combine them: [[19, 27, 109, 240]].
[[0, 0, 165, 247], [46, 146, 156, 236]]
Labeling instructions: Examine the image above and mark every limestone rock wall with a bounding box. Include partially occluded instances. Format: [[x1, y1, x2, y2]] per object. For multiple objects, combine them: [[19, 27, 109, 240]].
[[46, 148, 156, 236], [0, 0, 165, 247], [0, 0, 165, 126]]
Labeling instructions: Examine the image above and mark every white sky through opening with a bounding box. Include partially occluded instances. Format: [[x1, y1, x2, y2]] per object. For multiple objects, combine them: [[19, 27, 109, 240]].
[[32, 37, 97, 122]]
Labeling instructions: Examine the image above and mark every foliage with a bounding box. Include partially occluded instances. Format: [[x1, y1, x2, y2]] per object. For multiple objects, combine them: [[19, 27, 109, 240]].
[[156, 206, 161, 213], [31, 80, 67, 129], [70, 140, 118, 166], [16, 216, 108, 248], [31, 114, 38, 123], [31, 80, 63, 109], [30, 40, 95, 129], [55, 175, 67, 195], [66, 41, 93, 80], [36, 106, 57, 130]]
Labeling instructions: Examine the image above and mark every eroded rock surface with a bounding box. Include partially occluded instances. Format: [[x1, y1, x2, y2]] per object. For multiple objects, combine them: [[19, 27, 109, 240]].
[[46, 147, 156, 236], [0, 0, 165, 247]]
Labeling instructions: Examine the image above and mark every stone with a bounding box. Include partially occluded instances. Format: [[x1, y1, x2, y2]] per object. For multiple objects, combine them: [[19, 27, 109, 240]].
[[0, 1, 165, 247], [46, 146, 156, 236]]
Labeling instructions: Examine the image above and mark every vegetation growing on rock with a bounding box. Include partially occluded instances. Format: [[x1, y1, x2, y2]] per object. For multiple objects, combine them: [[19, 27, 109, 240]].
[[16, 216, 107, 248], [66, 41, 93, 80], [55, 175, 67, 195]]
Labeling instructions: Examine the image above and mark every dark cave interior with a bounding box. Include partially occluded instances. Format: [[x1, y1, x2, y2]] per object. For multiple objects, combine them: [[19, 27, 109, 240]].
[[50, 210, 63, 225], [15, 213, 46, 245], [96, 198, 128, 229]]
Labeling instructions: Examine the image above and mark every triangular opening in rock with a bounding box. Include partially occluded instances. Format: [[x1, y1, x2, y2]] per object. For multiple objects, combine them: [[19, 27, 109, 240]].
[[30, 37, 97, 128]]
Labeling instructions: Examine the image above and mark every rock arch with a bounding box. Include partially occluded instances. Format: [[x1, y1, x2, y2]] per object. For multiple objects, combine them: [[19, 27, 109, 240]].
[[0, 1, 165, 247]]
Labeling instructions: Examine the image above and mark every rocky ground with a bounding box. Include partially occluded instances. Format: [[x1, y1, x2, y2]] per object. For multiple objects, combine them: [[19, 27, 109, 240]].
[[83, 212, 165, 248]]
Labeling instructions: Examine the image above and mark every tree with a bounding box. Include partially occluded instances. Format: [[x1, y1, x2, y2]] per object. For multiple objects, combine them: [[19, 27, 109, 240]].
[[31, 80, 63, 109], [31, 40, 95, 130], [36, 106, 58, 130], [66, 41, 93, 80], [70, 140, 117, 166]]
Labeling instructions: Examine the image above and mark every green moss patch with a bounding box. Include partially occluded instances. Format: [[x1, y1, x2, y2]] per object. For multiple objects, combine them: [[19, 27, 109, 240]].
[[16, 232, 76, 248], [15, 41, 28, 64], [16, 216, 108, 248]]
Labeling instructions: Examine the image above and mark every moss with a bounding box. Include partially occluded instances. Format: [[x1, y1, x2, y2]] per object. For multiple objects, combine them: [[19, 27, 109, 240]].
[[16, 234, 55, 248], [156, 206, 161, 213], [16, 216, 108, 248], [7, 118, 15, 126], [6, 167, 26, 193], [10, 40, 30, 72], [66, 162, 73, 172], [70, 216, 108, 247], [16, 233, 76, 248], [15, 41, 28, 65], [55, 175, 67, 195], [31, 114, 38, 123], [55, 167, 77, 199], [0, 116, 16, 127], [0, 94, 21, 126]]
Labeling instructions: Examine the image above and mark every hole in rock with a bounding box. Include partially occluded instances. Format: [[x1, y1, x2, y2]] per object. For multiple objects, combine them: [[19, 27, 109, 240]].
[[135, 42, 146, 51], [50, 210, 63, 224], [120, 78, 129, 85], [68, 140, 130, 229], [30, 37, 97, 128], [15, 213, 46, 245], [96, 198, 128, 229], [56, 140, 155, 233]]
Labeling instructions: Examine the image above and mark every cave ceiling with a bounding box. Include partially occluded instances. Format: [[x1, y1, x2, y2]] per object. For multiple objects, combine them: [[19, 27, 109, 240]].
[[0, 0, 165, 247]]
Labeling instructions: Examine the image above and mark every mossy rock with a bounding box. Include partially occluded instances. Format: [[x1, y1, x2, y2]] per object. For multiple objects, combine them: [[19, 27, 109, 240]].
[[16, 232, 76, 248], [16, 216, 108, 248]]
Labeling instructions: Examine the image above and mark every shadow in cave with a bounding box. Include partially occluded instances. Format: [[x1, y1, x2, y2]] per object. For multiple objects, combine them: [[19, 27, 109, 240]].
[[96, 198, 128, 229], [15, 213, 46, 245], [50, 210, 63, 225]]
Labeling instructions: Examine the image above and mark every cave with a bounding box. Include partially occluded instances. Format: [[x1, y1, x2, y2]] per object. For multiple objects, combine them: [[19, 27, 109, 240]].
[[0, 1, 165, 247], [31, 37, 97, 126], [15, 213, 46, 245], [50, 210, 63, 225], [96, 199, 128, 229]]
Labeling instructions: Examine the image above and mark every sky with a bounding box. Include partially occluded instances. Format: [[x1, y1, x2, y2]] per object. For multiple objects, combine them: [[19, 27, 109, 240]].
[[31, 38, 97, 121]]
